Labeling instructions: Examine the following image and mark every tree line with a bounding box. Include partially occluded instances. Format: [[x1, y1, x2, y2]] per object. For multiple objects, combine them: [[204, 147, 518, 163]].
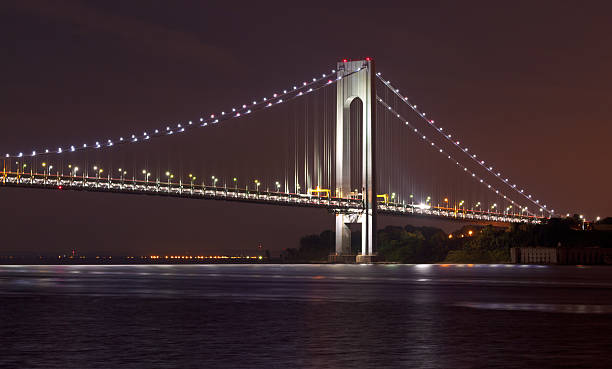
[[283, 215, 612, 263]]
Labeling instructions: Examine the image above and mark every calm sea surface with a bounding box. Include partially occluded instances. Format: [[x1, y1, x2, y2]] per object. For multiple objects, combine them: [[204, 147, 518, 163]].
[[1, 264, 611, 368]]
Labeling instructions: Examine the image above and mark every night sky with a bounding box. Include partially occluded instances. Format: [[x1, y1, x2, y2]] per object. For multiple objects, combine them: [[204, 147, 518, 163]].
[[1, 1, 610, 255]]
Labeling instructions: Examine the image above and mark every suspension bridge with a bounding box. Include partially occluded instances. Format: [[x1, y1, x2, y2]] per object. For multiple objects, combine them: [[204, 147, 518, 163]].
[[1, 58, 555, 262]]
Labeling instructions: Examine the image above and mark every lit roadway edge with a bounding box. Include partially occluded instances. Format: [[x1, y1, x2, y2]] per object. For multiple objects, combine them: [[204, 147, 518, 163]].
[[0, 172, 543, 224]]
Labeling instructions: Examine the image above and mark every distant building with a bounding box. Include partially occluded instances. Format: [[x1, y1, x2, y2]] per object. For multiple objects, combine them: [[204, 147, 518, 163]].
[[593, 224, 612, 232], [511, 247, 612, 265]]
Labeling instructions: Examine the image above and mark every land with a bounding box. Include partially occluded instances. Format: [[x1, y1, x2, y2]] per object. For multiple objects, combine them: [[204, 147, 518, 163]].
[[2, 216, 610, 265], [283, 216, 612, 264]]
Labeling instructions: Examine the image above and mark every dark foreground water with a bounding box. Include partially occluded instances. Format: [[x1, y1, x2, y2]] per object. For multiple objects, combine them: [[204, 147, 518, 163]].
[[1, 264, 611, 369]]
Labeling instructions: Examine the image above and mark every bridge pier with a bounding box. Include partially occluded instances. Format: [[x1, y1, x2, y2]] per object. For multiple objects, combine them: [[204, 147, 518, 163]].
[[335, 213, 352, 255]]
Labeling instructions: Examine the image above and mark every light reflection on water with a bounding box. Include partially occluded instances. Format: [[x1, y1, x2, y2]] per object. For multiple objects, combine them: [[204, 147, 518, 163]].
[[0, 264, 611, 368], [456, 302, 612, 314]]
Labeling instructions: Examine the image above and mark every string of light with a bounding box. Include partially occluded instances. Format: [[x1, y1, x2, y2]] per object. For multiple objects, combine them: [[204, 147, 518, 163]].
[[3, 66, 365, 159], [376, 95, 540, 218], [376, 73, 554, 216]]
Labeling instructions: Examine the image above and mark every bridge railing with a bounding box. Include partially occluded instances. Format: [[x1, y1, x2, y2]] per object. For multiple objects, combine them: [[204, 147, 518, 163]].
[[0, 171, 363, 210], [378, 202, 543, 224]]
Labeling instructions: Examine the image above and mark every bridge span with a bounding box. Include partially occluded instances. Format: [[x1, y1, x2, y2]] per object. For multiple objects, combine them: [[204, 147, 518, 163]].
[[1, 171, 542, 225]]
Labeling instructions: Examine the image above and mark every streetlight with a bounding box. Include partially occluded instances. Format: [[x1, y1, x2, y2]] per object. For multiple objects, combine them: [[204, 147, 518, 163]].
[[94, 165, 104, 180], [165, 171, 173, 191], [254, 179, 261, 194], [189, 174, 195, 190], [275, 181, 281, 193], [42, 162, 50, 179], [211, 176, 219, 194], [118, 169, 126, 186], [457, 200, 464, 217], [71, 166, 79, 184], [233, 177, 238, 191]]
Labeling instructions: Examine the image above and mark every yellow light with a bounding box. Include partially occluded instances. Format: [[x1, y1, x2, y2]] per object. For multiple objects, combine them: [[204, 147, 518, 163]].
[[448, 234, 453, 239], [468, 230, 473, 236]]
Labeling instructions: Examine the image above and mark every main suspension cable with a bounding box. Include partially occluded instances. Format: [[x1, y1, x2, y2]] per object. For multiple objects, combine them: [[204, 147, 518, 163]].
[[376, 73, 554, 216]]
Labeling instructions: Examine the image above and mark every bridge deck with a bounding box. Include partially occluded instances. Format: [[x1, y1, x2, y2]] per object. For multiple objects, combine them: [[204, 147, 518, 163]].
[[1, 172, 543, 224]]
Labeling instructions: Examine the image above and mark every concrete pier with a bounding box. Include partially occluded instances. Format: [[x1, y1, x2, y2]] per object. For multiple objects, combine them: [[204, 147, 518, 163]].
[[328, 254, 356, 263]]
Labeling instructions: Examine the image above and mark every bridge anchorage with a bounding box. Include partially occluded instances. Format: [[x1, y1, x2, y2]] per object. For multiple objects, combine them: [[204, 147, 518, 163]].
[[329, 59, 377, 264]]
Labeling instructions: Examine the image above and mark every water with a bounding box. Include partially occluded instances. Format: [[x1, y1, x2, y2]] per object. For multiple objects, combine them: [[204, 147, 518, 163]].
[[1, 264, 611, 368]]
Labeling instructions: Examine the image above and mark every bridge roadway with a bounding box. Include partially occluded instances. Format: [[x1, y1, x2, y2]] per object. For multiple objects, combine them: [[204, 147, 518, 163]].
[[1, 172, 543, 224]]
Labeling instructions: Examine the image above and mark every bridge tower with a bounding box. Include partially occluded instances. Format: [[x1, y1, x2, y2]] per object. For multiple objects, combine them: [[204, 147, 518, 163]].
[[332, 59, 377, 263]]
